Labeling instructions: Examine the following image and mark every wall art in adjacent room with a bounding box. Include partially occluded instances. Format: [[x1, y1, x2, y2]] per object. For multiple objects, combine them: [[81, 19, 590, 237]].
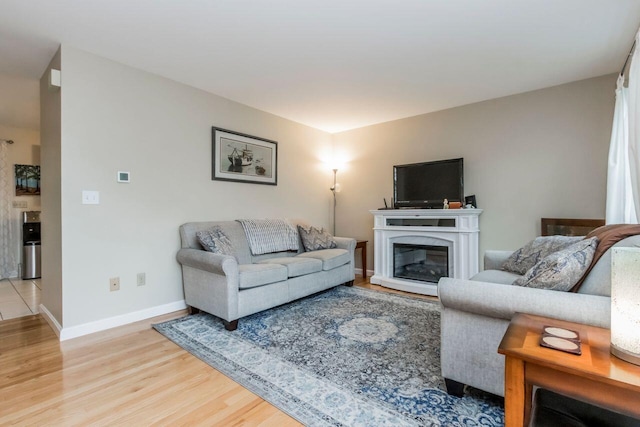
[[14, 164, 41, 196]]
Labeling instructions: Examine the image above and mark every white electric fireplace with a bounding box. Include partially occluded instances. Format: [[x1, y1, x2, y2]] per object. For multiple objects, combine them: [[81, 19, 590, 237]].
[[370, 209, 482, 296]]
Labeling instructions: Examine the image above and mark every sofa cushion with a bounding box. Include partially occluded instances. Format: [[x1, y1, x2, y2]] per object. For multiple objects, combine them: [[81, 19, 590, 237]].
[[502, 236, 583, 275], [297, 248, 349, 271], [256, 257, 322, 278], [471, 269, 521, 285], [578, 234, 640, 296], [196, 226, 235, 257], [238, 264, 288, 289], [513, 237, 598, 291], [297, 225, 337, 251]]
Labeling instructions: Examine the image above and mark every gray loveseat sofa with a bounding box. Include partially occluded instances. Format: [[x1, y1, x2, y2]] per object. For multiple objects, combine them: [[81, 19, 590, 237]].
[[438, 234, 640, 397], [177, 220, 356, 330]]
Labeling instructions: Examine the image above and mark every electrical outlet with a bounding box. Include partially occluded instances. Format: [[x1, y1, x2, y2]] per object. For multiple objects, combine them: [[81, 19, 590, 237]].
[[110, 277, 120, 292], [137, 272, 146, 286]]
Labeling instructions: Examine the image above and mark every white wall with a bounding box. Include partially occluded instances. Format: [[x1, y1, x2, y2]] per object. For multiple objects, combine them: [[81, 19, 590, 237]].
[[47, 46, 333, 329], [333, 74, 616, 272], [0, 117, 41, 278], [40, 49, 62, 324], [0, 73, 40, 130]]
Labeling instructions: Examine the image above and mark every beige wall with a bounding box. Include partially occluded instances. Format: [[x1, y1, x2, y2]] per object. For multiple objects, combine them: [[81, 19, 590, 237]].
[[333, 74, 616, 272], [40, 49, 62, 324], [0, 124, 41, 275], [50, 46, 333, 328]]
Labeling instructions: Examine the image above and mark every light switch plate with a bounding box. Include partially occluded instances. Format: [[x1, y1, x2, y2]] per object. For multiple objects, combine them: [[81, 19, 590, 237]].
[[82, 190, 100, 205]]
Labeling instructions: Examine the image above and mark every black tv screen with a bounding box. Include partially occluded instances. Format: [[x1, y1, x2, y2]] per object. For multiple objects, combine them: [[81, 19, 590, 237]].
[[393, 158, 463, 209]]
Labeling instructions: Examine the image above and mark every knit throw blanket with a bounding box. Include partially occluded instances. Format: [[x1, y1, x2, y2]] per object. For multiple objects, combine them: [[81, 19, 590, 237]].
[[237, 219, 300, 255]]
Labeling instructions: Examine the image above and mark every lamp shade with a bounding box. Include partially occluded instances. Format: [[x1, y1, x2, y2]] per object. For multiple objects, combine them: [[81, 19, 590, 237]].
[[611, 247, 640, 365]]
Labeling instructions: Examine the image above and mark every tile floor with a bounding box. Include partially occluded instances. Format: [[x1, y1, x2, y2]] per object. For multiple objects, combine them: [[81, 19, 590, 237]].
[[0, 278, 41, 320]]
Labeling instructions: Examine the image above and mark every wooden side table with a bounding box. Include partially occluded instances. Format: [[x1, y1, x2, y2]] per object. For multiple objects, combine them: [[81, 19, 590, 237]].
[[355, 240, 367, 278], [498, 313, 640, 426]]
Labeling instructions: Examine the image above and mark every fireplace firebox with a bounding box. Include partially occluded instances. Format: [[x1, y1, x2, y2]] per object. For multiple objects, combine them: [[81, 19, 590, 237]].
[[393, 243, 449, 283]]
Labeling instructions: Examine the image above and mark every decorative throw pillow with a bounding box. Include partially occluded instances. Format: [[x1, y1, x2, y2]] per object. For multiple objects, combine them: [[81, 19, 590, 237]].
[[512, 237, 599, 291], [196, 226, 235, 257], [297, 225, 337, 251], [502, 235, 583, 275]]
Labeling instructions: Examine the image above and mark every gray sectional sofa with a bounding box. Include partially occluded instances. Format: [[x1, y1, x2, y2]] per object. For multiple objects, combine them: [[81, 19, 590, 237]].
[[438, 234, 640, 397], [177, 220, 356, 330]]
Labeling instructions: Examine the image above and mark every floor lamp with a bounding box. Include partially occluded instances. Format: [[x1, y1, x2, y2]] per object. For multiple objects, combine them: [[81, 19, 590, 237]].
[[329, 168, 339, 235]]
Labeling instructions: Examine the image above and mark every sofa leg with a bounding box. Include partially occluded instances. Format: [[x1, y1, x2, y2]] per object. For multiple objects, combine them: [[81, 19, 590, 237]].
[[188, 306, 201, 315], [444, 378, 465, 397], [345, 280, 354, 287], [223, 319, 239, 331]]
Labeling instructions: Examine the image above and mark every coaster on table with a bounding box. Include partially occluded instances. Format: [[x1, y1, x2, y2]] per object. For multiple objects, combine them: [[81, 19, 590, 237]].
[[543, 326, 579, 340], [539, 325, 582, 355]]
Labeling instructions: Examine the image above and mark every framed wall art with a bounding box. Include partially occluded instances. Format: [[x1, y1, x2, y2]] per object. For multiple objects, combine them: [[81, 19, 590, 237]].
[[212, 127, 278, 185], [15, 164, 41, 196], [541, 218, 604, 236]]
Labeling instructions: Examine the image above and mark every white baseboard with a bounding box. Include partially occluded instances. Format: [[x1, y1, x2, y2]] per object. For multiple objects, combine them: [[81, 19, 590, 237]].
[[39, 303, 62, 338], [40, 300, 187, 341], [355, 268, 374, 277]]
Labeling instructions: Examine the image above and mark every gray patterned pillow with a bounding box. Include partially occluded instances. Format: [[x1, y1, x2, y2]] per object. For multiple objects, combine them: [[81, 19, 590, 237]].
[[297, 225, 337, 251], [502, 235, 583, 275], [512, 237, 598, 291], [196, 226, 235, 257]]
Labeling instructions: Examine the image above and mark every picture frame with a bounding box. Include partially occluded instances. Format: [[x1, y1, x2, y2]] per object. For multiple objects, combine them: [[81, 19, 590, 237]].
[[541, 218, 604, 237], [212, 127, 278, 185], [14, 164, 41, 196]]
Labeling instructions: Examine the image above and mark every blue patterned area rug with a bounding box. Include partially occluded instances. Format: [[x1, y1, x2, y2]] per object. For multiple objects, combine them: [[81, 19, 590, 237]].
[[154, 286, 504, 426]]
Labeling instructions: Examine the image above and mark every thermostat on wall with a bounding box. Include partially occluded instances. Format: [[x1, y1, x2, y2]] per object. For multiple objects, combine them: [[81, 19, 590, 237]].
[[117, 171, 130, 183]]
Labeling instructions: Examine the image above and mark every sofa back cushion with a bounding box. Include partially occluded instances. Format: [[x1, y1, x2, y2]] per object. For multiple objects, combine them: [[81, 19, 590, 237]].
[[579, 235, 640, 296], [513, 237, 597, 291], [180, 219, 319, 265], [502, 236, 582, 275], [297, 225, 337, 251], [237, 219, 301, 255], [180, 221, 253, 264], [196, 226, 236, 257]]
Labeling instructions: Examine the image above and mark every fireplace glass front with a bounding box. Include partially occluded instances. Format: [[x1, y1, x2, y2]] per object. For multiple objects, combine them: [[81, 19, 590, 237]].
[[393, 243, 449, 283]]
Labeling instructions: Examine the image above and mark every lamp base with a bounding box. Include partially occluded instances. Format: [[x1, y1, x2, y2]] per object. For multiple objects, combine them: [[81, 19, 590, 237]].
[[611, 343, 640, 366]]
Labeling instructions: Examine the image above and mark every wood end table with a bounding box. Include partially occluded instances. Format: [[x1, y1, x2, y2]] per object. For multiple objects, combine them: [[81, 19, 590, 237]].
[[355, 240, 367, 278], [498, 313, 640, 426]]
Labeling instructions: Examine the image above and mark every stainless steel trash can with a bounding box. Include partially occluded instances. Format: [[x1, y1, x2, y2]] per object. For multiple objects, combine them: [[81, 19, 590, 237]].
[[22, 211, 41, 280], [23, 241, 41, 279]]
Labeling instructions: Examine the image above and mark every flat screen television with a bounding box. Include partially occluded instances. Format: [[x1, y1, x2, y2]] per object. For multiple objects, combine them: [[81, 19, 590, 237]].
[[393, 158, 463, 209]]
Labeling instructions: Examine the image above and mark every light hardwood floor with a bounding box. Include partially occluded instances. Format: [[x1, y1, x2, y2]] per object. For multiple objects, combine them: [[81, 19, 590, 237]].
[[0, 277, 435, 425]]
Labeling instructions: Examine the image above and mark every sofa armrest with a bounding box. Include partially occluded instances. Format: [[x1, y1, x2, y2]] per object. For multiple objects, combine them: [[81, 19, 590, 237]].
[[177, 248, 240, 321], [438, 277, 610, 328], [334, 236, 356, 253], [484, 250, 513, 270], [176, 248, 238, 275]]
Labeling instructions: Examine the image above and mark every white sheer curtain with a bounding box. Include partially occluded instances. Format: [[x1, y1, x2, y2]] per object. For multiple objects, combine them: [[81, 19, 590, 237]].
[[628, 31, 640, 223], [0, 142, 18, 278], [606, 75, 637, 223], [607, 30, 640, 224]]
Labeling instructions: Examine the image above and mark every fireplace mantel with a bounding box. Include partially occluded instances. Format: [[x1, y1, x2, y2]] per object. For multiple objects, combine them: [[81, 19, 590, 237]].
[[369, 209, 483, 296]]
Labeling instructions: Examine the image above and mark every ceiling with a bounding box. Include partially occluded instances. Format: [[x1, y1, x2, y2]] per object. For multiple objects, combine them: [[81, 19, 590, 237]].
[[1, 0, 640, 133]]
